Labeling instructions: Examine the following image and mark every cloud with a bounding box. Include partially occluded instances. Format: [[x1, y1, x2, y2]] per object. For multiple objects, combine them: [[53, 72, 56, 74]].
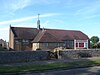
[[75, 1, 100, 16], [54, 20, 64, 24], [1, 0, 60, 12], [0, 28, 9, 41], [13, 22, 36, 28], [0, 13, 60, 25], [83, 15, 100, 20], [42, 21, 49, 27], [0, 28, 8, 31], [10, 0, 32, 11], [71, 0, 100, 21], [3, 0, 34, 12], [0, 13, 61, 41]]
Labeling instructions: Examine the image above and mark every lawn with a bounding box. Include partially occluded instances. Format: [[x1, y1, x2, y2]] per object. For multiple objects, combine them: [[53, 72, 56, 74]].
[[0, 59, 100, 73]]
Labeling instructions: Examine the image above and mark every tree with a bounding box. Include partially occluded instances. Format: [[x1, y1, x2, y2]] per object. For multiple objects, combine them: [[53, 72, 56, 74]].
[[90, 36, 100, 48], [90, 36, 99, 44]]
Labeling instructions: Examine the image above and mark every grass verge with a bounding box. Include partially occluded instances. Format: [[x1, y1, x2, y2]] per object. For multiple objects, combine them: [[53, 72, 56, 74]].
[[1, 59, 100, 73]]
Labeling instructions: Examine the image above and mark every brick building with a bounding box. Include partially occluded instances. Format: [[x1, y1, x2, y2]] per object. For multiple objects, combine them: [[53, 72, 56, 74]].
[[9, 16, 89, 51]]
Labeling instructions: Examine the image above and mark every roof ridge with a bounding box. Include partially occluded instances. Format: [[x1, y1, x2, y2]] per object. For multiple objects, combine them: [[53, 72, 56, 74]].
[[11, 26, 37, 29], [45, 28, 81, 32], [37, 30, 46, 42], [40, 31, 63, 42], [33, 30, 46, 42]]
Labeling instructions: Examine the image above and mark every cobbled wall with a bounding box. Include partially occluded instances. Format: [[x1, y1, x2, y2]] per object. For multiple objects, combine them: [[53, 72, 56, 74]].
[[60, 49, 100, 59], [0, 51, 50, 64]]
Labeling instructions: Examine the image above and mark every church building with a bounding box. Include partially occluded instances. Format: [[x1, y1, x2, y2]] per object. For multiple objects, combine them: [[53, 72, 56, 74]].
[[9, 15, 89, 51]]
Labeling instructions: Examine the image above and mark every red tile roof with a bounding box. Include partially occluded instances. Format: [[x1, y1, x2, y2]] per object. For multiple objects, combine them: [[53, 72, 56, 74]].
[[33, 30, 63, 43], [11, 27, 89, 42], [45, 29, 89, 40], [11, 27, 39, 39]]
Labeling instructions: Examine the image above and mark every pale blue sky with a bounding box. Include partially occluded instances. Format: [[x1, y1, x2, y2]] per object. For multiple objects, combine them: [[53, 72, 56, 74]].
[[0, 0, 100, 41]]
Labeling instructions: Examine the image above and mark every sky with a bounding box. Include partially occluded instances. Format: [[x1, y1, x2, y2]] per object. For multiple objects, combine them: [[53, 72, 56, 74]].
[[0, 0, 100, 41]]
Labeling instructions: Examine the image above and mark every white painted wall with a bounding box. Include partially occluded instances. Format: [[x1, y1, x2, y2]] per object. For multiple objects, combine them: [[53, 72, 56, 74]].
[[74, 40, 88, 49], [32, 43, 39, 50]]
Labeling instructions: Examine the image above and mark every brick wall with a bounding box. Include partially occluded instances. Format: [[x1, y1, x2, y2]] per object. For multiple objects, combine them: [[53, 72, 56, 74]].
[[0, 51, 50, 64]]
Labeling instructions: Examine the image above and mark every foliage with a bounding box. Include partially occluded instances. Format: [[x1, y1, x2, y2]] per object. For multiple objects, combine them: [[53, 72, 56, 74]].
[[90, 36, 100, 48], [90, 36, 99, 44], [90, 43, 100, 49], [97, 43, 100, 48], [36, 48, 42, 50]]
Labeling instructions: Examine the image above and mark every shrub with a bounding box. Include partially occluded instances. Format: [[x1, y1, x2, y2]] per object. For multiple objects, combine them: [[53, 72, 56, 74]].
[[90, 43, 100, 49], [36, 48, 41, 50]]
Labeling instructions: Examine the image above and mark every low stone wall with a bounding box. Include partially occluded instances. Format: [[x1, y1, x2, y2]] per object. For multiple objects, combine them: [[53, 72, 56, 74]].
[[59, 49, 100, 59], [0, 51, 50, 64], [1, 49, 100, 64]]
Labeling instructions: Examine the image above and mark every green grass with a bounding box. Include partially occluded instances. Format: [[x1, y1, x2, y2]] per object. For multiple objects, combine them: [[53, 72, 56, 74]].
[[1, 59, 100, 73], [0, 63, 70, 73]]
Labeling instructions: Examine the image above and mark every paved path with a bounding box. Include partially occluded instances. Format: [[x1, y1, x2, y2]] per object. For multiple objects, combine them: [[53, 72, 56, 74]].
[[22, 66, 100, 75]]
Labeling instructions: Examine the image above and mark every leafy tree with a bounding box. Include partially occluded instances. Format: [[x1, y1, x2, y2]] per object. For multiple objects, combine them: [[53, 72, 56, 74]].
[[97, 43, 100, 48], [90, 36, 100, 48], [90, 36, 99, 44]]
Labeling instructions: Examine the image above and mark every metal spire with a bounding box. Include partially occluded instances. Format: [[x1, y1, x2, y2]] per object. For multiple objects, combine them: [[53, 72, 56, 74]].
[[37, 14, 40, 29], [38, 14, 40, 20]]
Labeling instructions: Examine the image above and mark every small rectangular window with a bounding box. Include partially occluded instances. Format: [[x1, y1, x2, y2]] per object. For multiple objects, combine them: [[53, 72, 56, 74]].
[[76, 43, 78, 47], [84, 42, 87, 48], [15, 40, 19, 44], [22, 39, 29, 45], [79, 43, 84, 47]]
